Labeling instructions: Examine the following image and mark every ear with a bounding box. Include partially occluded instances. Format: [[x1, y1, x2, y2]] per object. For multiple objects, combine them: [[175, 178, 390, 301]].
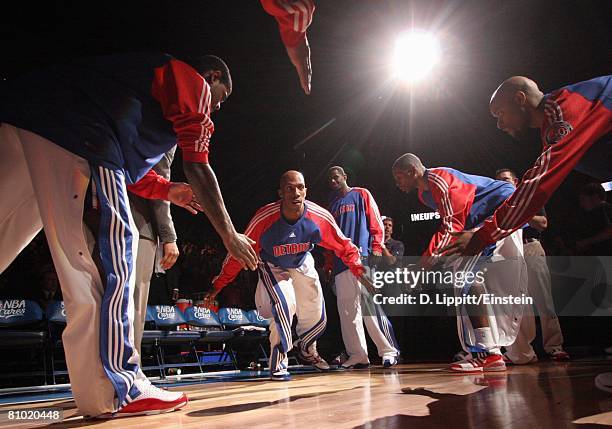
[[278, 189, 283, 199], [514, 91, 527, 106]]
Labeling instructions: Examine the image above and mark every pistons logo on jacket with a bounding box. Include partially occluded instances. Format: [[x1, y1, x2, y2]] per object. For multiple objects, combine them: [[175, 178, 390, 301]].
[[328, 187, 384, 275], [212, 200, 365, 291], [273, 242, 312, 257]]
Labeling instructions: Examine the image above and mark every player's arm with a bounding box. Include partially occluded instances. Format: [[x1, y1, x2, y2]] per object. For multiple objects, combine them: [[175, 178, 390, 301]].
[[150, 148, 180, 270], [450, 92, 612, 255], [205, 209, 267, 303], [127, 167, 202, 215], [423, 170, 471, 266], [127, 169, 171, 200], [260, 0, 315, 94], [357, 188, 385, 255], [151, 58, 257, 270], [313, 208, 364, 279]]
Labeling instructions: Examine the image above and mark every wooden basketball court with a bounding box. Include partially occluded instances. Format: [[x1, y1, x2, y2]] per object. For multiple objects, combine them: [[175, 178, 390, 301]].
[[2, 360, 611, 428]]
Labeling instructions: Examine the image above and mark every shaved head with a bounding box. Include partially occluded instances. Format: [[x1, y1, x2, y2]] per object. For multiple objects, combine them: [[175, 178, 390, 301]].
[[280, 170, 305, 188], [489, 76, 545, 139], [279, 170, 307, 221], [490, 76, 542, 107]]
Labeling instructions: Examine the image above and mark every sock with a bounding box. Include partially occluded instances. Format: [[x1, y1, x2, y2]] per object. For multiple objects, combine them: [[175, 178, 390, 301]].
[[474, 327, 495, 352]]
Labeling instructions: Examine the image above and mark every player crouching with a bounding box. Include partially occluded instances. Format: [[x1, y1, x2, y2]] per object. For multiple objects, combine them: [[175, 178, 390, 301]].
[[206, 171, 371, 380]]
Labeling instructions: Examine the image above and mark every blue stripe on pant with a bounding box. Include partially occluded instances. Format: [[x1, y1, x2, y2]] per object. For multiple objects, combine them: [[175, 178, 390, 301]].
[[92, 166, 139, 406], [260, 263, 292, 373], [297, 301, 326, 353], [373, 305, 399, 351], [456, 253, 488, 353]]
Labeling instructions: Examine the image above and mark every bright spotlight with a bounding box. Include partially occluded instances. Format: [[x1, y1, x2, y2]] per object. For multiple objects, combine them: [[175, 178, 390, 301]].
[[392, 32, 440, 83]]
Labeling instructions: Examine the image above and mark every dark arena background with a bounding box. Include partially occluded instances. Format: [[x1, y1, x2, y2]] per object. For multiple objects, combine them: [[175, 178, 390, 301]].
[[0, 1, 611, 428]]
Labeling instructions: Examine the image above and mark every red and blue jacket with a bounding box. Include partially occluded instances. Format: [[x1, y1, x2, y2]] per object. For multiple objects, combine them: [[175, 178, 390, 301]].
[[419, 168, 514, 265], [0, 52, 214, 200], [474, 75, 612, 247], [328, 187, 384, 275], [212, 200, 363, 291]]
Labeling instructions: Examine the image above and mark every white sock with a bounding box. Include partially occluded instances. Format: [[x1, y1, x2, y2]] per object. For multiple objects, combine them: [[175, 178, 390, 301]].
[[474, 327, 495, 352]]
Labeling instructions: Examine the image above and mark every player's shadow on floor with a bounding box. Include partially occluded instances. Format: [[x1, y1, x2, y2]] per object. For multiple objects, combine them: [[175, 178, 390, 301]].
[[187, 386, 365, 417]]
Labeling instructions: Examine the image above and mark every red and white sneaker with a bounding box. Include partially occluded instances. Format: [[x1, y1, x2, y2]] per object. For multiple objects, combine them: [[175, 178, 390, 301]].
[[548, 348, 570, 361], [97, 379, 188, 418], [449, 352, 506, 373]]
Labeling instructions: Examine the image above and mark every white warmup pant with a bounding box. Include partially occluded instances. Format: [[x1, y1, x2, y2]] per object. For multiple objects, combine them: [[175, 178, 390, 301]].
[[255, 254, 326, 374], [451, 230, 529, 354], [133, 237, 157, 364], [334, 269, 399, 362], [506, 240, 564, 362], [0, 124, 143, 416]]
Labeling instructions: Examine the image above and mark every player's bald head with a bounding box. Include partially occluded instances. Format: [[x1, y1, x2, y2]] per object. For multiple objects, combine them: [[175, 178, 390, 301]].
[[490, 76, 542, 108], [280, 170, 305, 188], [392, 153, 425, 173], [489, 76, 545, 139]]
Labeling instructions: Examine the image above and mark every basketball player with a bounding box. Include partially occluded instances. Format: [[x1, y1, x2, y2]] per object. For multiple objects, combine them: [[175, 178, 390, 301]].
[[206, 171, 370, 380], [437, 75, 611, 388], [326, 166, 400, 369], [392, 154, 528, 372], [0, 53, 257, 417], [441, 75, 611, 254]]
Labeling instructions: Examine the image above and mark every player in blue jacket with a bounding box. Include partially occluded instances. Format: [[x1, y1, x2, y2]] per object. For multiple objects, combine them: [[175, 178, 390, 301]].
[[208, 171, 369, 380], [326, 166, 400, 369], [393, 154, 528, 373], [0, 53, 257, 418]]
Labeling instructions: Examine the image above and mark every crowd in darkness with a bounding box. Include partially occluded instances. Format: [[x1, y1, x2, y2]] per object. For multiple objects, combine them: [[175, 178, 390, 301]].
[[0, 180, 609, 313]]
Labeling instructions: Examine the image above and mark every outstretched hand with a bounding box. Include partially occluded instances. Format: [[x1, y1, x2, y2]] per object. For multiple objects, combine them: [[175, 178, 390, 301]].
[[224, 233, 258, 271], [167, 182, 204, 215], [286, 36, 312, 95]]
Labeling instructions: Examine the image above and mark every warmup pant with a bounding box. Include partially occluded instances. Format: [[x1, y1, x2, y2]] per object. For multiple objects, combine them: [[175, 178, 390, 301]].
[[255, 254, 326, 374], [450, 230, 528, 354], [0, 124, 143, 416], [334, 269, 399, 362], [506, 240, 564, 362], [133, 237, 157, 364]]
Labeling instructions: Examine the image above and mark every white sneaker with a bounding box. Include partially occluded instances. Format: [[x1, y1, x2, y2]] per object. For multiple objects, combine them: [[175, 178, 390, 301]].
[[97, 378, 187, 418], [270, 370, 292, 381], [340, 355, 370, 370], [294, 342, 330, 371], [382, 353, 398, 368], [331, 350, 349, 366]]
